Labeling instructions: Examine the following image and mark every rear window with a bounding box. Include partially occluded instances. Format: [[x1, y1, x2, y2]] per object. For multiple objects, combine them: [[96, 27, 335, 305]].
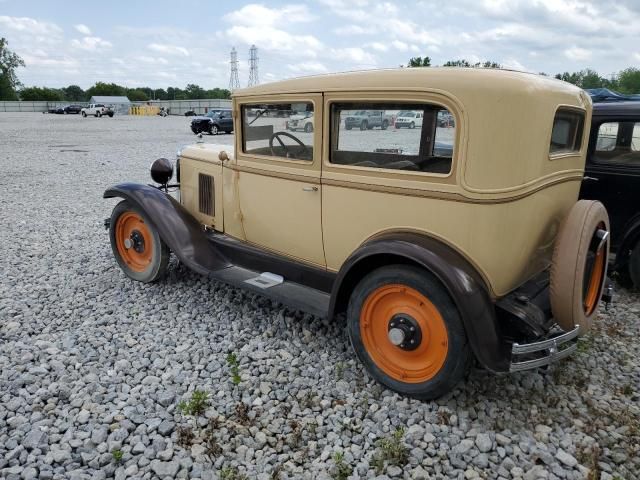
[[549, 108, 585, 154]]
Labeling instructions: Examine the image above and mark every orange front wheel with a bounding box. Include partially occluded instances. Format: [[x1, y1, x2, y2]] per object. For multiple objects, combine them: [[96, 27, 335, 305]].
[[347, 265, 470, 400], [109, 201, 169, 283]]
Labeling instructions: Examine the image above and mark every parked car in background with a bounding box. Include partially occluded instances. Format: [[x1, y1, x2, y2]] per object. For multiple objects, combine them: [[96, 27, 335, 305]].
[[190, 109, 233, 135], [105, 68, 611, 400], [184, 110, 197, 116], [286, 111, 314, 132], [394, 111, 423, 129], [580, 101, 640, 288], [81, 104, 114, 118], [344, 110, 391, 130], [62, 104, 83, 114]]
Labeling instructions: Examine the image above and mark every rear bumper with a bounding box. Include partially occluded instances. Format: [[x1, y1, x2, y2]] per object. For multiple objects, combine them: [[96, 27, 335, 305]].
[[509, 325, 579, 372]]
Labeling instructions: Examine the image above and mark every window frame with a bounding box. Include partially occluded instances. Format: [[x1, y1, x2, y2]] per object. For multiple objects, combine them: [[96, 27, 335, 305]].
[[327, 100, 457, 178], [590, 118, 640, 168], [548, 105, 586, 160], [239, 99, 318, 165]]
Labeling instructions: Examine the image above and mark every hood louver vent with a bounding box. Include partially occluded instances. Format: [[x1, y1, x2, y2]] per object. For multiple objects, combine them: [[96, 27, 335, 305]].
[[198, 173, 214, 216]]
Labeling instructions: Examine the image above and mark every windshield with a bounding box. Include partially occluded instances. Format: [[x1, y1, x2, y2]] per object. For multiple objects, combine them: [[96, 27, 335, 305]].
[[400, 112, 416, 118]]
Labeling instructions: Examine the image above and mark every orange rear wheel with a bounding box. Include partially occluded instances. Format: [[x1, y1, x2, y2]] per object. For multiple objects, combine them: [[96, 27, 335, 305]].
[[347, 265, 470, 399], [360, 284, 449, 383]]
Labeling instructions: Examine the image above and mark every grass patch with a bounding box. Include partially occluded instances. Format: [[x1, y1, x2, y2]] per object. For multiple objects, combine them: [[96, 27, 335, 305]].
[[177, 389, 209, 416], [331, 451, 353, 480], [111, 449, 123, 463], [226, 353, 242, 385], [220, 466, 248, 480], [371, 427, 408, 474]]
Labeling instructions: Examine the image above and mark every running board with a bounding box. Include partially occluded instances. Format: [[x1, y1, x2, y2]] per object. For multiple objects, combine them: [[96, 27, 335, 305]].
[[209, 266, 330, 318]]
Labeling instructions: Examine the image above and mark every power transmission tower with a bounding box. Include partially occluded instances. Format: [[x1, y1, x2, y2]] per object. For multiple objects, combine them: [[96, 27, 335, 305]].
[[248, 45, 259, 87], [229, 47, 240, 91]]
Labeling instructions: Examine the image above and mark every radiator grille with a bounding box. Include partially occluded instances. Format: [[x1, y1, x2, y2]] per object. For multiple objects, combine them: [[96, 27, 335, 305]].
[[198, 173, 214, 216]]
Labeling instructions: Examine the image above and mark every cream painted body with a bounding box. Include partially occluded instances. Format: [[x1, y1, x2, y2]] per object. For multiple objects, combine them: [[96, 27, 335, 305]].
[[176, 68, 592, 298]]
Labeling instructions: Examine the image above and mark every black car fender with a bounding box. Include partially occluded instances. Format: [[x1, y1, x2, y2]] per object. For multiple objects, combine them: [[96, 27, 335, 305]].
[[616, 213, 640, 268], [328, 231, 511, 372], [104, 183, 229, 275]]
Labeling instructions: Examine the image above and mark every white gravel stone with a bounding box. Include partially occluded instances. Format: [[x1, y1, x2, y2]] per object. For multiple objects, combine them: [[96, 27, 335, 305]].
[[555, 449, 578, 467]]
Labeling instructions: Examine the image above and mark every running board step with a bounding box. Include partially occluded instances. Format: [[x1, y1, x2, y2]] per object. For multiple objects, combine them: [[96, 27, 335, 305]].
[[209, 266, 330, 318]]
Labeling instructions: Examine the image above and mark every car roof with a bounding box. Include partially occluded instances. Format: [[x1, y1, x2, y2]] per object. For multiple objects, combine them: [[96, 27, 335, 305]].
[[232, 67, 582, 100], [592, 101, 640, 117]]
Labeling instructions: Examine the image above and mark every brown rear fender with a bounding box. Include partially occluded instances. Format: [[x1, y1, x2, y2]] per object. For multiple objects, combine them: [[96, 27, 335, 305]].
[[329, 231, 511, 373], [104, 183, 230, 275]]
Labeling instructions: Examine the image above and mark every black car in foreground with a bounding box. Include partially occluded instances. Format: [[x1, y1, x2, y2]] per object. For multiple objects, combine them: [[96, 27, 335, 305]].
[[580, 101, 640, 287], [190, 109, 233, 135]]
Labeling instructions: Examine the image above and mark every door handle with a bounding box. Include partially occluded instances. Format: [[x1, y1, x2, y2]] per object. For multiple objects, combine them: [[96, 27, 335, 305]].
[[302, 186, 318, 192], [584, 176, 599, 182]]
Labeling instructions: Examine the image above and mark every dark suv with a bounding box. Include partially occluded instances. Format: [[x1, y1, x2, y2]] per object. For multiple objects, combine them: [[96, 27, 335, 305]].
[[579, 101, 640, 287], [190, 109, 233, 135]]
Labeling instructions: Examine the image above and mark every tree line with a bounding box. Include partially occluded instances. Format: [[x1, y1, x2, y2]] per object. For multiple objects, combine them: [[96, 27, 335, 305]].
[[16, 82, 231, 102], [407, 56, 640, 94]]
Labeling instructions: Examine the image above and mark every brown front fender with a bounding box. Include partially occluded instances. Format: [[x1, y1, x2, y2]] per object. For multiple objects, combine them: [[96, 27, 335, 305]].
[[104, 183, 230, 275]]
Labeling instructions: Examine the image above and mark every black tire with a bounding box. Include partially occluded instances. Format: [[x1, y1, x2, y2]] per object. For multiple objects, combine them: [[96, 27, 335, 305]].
[[304, 122, 313, 133], [108, 112, 114, 117], [629, 241, 640, 289], [210, 124, 219, 135], [346, 125, 352, 130], [381, 120, 389, 130], [409, 121, 415, 129], [96, 112, 101, 118], [224, 130, 232, 134], [82, 111, 87, 117], [109, 201, 170, 283], [347, 265, 470, 400], [360, 120, 368, 131]]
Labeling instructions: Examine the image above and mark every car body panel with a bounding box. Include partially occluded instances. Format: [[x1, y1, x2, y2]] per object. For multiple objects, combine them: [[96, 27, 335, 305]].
[[579, 101, 640, 268]]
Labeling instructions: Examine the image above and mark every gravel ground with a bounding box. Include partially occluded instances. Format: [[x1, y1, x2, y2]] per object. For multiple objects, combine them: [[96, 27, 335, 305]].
[[0, 112, 638, 480]]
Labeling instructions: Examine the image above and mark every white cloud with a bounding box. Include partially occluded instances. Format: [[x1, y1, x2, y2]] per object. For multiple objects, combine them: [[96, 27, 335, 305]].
[[224, 4, 313, 26], [136, 56, 169, 65], [330, 47, 376, 65], [148, 43, 190, 56], [226, 25, 322, 54], [392, 40, 409, 51], [564, 46, 592, 61], [287, 61, 329, 74], [368, 42, 389, 52], [334, 24, 368, 35], [74, 24, 91, 35], [0, 16, 62, 36], [634, 52, 640, 62], [71, 36, 112, 51]]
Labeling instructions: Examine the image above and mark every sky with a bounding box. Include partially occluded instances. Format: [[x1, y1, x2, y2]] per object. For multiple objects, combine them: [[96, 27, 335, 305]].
[[1, 0, 639, 90]]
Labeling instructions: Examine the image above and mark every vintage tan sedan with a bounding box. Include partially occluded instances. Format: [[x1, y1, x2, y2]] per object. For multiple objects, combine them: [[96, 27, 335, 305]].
[[104, 68, 611, 399]]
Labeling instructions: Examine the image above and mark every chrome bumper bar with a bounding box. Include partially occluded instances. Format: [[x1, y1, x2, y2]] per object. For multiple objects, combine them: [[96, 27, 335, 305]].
[[509, 325, 580, 372]]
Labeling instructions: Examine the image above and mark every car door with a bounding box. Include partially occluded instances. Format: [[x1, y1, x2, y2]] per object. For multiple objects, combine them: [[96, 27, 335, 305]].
[[581, 117, 640, 244], [234, 94, 325, 267], [218, 113, 233, 132]]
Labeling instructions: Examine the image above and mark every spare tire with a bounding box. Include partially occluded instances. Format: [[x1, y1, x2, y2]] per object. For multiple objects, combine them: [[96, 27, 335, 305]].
[[550, 200, 610, 333]]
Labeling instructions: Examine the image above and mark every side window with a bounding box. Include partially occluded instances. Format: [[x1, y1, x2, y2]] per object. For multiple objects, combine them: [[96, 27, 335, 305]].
[[242, 102, 314, 161], [330, 102, 455, 174], [593, 121, 640, 166], [549, 108, 585, 154]]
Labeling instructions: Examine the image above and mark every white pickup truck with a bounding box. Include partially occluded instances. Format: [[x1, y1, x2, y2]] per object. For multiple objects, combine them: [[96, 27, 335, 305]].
[[81, 104, 114, 118]]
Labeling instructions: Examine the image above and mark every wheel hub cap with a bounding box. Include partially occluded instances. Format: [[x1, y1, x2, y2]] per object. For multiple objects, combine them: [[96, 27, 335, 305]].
[[388, 314, 422, 351]]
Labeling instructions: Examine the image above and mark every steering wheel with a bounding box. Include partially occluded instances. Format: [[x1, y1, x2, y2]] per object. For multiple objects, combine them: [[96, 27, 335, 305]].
[[269, 131, 309, 159]]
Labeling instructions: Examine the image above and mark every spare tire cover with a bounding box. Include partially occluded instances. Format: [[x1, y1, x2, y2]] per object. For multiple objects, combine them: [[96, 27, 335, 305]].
[[550, 200, 610, 333]]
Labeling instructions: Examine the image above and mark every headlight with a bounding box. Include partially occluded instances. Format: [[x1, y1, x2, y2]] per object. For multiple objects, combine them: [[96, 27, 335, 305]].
[[150, 158, 173, 185]]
